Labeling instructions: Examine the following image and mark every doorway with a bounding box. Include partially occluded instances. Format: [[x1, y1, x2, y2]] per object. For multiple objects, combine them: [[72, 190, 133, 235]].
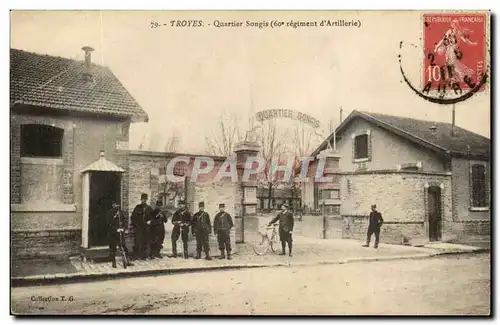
[[427, 186, 442, 242], [88, 172, 121, 247]]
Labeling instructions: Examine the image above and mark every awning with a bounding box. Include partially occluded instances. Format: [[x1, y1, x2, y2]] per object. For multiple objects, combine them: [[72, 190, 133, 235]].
[[81, 150, 124, 173]]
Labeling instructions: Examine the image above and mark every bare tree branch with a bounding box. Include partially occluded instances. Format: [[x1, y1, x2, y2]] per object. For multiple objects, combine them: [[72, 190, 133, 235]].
[[205, 111, 243, 156], [164, 129, 180, 152]]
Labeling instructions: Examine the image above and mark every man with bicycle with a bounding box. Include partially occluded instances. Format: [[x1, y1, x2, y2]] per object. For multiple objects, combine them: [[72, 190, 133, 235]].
[[107, 202, 134, 268], [268, 203, 294, 257]]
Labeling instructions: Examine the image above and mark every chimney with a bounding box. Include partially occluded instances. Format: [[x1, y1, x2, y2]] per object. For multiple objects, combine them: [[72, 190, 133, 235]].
[[82, 46, 94, 81], [340, 107, 343, 123]]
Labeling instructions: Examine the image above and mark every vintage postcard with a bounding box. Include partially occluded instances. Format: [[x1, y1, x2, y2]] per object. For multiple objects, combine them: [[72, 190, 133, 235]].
[[10, 10, 491, 316]]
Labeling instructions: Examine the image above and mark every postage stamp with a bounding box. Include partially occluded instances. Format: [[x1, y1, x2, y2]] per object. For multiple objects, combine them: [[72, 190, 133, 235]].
[[423, 13, 487, 92]]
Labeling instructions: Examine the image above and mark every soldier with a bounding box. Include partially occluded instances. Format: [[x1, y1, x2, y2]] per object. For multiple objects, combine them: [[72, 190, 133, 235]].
[[192, 201, 212, 260], [149, 200, 168, 259], [107, 202, 133, 268], [268, 203, 294, 256], [131, 193, 153, 260], [362, 204, 384, 249], [213, 203, 234, 260], [170, 200, 192, 259]]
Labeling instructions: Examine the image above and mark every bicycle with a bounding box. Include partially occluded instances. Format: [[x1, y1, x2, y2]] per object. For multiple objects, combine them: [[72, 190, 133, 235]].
[[117, 228, 129, 269], [252, 223, 279, 256]]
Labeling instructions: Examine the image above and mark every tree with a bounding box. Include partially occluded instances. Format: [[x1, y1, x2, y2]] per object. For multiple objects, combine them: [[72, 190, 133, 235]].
[[138, 134, 147, 150], [288, 123, 320, 213], [255, 120, 287, 211], [159, 175, 185, 208], [164, 129, 180, 152], [158, 130, 184, 207], [205, 111, 244, 156]]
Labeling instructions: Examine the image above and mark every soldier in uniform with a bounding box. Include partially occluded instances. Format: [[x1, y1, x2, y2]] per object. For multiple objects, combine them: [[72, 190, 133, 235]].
[[131, 193, 153, 260], [268, 203, 294, 256], [362, 204, 384, 249], [192, 201, 212, 260], [149, 200, 168, 259], [107, 202, 133, 268], [170, 200, 192, 259], [213, 203, 234, 260]]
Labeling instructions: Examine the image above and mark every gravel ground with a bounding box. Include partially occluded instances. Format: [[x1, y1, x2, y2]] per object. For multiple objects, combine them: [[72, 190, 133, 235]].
[[11, 253, 490, 315]]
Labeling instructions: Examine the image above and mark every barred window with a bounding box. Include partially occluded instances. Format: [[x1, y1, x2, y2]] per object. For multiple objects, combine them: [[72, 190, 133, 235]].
[[471, 164, 487, 208], [354, 134, 368, 159], [321, 204, 340, 215], [321, 189, 340, 200]]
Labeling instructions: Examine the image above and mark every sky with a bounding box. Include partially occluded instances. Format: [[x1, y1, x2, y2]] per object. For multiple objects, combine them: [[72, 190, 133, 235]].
[[10, 10, 491, 154]]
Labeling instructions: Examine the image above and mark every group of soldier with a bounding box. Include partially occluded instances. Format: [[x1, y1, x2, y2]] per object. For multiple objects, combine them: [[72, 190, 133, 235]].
[[106, 193, 234, 268]]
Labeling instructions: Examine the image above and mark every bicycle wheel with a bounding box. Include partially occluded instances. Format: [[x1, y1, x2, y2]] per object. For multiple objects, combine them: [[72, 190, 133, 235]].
[[269, 232, 279, 252], [269, 240, 276, 253], [120, 247, 128, 269], [252, 234, 270, 255]]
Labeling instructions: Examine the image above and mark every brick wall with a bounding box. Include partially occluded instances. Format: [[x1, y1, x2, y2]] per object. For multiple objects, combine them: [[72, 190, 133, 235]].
[[340, 171, 452, 244], [340, 172, 452, 221], [11, 230, 80, 261], [20, 163, 64, 204]]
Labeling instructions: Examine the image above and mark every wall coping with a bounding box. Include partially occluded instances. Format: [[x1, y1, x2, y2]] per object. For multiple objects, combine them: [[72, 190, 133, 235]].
[[338, 169, 452, 177], [122, 149, 227, 161], [11, 204, 77, 212]]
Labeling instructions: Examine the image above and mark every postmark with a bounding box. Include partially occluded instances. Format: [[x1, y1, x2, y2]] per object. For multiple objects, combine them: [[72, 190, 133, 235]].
[[399, 12, 489, 104]]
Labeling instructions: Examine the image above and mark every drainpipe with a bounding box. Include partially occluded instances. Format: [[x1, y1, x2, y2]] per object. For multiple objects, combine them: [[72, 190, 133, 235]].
[[322, 200, 326, 239]]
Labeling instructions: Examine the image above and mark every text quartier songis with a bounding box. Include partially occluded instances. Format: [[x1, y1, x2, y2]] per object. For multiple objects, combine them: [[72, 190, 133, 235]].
[[212, 19, 360, 28]]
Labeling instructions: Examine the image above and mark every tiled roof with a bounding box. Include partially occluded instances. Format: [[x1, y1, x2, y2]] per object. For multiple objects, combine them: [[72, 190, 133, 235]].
[[313, 110, 490, 159], [10, 48, 148, 122]]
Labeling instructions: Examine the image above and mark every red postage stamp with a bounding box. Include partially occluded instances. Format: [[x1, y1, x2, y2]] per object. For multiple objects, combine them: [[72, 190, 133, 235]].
[[423, 13, 487, 92]]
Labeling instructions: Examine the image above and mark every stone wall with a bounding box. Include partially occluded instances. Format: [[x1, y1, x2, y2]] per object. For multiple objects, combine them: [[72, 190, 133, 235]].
[[11, 230, 80, 261]]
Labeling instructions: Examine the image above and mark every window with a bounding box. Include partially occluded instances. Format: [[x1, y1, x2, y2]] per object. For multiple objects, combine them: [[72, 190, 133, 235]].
[[20, 124, 64, 158], [354, 134, 368, 159], [321, 189, 340, 200], [471, 164, 488, 208], [321, 204, 340, 215]]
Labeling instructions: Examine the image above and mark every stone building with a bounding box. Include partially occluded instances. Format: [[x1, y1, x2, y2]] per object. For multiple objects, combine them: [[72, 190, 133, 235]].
[[10, 47, 148, 260], [302, 110, 490, 246]]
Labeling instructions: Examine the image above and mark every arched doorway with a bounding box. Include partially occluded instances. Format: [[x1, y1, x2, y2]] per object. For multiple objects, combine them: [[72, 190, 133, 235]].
[[427, 186, 442, 242]]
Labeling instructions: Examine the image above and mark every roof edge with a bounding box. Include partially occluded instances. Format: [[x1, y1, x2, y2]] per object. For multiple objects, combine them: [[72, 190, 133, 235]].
[[311, 110, 458, 157]]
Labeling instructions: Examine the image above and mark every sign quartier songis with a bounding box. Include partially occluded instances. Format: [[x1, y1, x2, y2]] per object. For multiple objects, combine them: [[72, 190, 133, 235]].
[[255, 109, 321, 128]]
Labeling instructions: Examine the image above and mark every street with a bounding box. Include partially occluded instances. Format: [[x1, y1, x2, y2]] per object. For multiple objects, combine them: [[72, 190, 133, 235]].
[[11, 253, 490, 315]]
